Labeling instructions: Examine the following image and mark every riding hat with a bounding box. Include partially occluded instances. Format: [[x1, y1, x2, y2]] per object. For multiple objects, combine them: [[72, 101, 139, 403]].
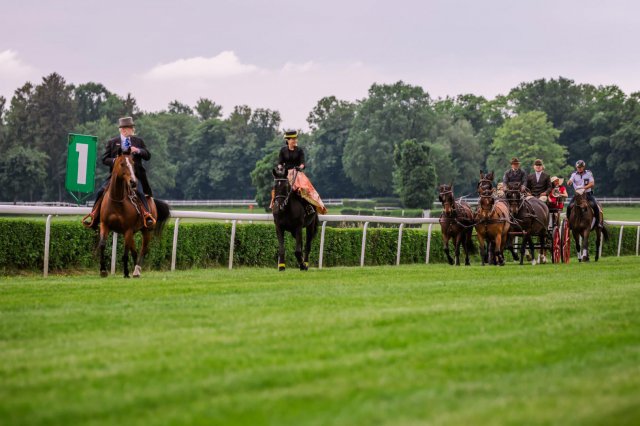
[[118, 117, 135, 128], [510, 157, 520, 165], [283, 130, 298, 140], [575, 159, 586, 168], [550, 176, 564, 185], [534, 159, 544, 166]]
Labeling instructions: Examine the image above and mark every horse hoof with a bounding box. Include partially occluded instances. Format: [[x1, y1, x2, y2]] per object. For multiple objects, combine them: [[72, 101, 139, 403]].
[[124, 275, 130, 279], [100, 270, 108, 278], [132, 265, 141, 278], [583, 257, 590, 262], [448, 259, 454, 266], [532, 260, 537, 266], [279, 267, 285, 272]]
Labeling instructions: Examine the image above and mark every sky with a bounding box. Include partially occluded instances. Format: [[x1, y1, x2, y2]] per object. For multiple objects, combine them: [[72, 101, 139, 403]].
[[1, 0, 639, 130]]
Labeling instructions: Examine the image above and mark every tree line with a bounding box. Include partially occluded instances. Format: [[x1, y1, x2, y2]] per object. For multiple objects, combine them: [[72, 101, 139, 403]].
[[0, 73, 638, 207]]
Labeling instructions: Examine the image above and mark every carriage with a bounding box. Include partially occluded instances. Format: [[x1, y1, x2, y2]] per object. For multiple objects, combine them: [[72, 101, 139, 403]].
[[506, 206, 571, 264]]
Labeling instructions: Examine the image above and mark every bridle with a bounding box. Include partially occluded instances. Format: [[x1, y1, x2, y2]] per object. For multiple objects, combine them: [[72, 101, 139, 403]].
[[273, 169, 298, 210]]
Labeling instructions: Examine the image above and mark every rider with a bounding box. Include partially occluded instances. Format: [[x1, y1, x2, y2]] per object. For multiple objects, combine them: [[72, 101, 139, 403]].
[[566, 160, 603, 228], [83, 117, 155, 228], [502, 157, 527, 192], [525, 159, 552, 201], [274, 130, 327, 215]]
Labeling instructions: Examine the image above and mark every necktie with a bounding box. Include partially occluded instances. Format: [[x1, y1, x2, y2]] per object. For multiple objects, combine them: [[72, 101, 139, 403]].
[[123, 138, 131, 151]]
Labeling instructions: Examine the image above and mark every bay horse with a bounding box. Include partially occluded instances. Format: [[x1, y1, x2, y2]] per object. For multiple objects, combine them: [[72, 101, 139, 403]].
[[475, 171, 511, 266], [98, 153, 170, 278], [504, 182, 550, 265], [272, 166, 319, 271], [438, 183, 474, 265], [569, 189, 608, 262]]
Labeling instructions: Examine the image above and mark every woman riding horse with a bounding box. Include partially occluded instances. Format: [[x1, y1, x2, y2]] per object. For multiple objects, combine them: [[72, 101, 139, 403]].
[[438, 183, 474, 266]]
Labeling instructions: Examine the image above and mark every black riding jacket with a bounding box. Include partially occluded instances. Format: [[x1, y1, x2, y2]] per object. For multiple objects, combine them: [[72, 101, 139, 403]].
[[278, 146, 305, 172]]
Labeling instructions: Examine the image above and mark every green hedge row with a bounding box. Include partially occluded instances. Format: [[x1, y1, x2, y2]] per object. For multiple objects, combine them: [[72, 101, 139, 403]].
[[0, 218, 637, 274], [340, 208, 424, 217]]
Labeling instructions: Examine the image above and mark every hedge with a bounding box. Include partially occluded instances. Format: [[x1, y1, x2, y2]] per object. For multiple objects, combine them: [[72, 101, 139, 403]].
[[0, 218, 637, 274]]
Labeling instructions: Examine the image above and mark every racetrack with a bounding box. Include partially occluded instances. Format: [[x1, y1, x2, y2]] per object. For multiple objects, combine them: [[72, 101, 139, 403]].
[[1, 258, 639, 425]]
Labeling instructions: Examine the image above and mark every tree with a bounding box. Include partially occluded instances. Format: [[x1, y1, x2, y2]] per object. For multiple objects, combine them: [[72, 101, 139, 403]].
[[251, 146, 280, 210], [343, 81, 435, 194], [30, 73, 77, 201], [305, 96, 359, 197], [74, 82, 112, 124], [393, 139, 436, 208], [605, 93, 640, 196], [195, 98, 223, 120], [487, 111, 570, 178], [168, 100, 194, 115], [0, 146, 48, 202]]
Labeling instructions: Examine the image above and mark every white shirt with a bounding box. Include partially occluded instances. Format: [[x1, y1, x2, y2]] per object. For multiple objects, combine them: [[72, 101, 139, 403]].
[[536, 171, 542, 182]]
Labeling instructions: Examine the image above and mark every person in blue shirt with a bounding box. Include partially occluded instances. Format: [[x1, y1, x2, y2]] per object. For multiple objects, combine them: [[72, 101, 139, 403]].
[[566, 160, 602, 228]]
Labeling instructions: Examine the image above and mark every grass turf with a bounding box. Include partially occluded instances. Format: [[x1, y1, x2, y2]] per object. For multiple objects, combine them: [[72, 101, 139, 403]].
[[1, 258, 639, 425]]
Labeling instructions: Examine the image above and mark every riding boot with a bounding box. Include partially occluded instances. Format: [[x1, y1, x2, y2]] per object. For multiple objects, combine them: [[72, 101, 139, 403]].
[[82, 193, 104, 229], [136, 186, 156, 228]]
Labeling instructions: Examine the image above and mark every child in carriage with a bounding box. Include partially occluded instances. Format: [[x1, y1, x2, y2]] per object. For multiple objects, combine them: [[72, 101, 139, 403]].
[[548, 176, 568, 228]]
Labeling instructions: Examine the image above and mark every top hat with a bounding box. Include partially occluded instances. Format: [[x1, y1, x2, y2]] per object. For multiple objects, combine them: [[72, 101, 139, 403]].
[[283, 130, 298, 140], [118, 117, 135, 128]]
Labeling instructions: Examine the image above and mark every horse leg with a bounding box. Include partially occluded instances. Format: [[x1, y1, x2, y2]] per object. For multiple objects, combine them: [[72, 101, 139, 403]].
[[276, 227, 286, 271], [477, 233, 486, 266], [442, 233, 453, 265], [528, 235, 536, 265], [121, 230, 136, 278], [539, 231, 547, 264], [595, 228, 601, 262], [294, 229, 305, 270], [582, 230, 590, 262], [573, 230, 582, 262], [133, 230, 150, 278], [464, 229, 472, 266], [454, 233, 462, 266], [495, 233, 504, 266], [99, 224, 109, 277]]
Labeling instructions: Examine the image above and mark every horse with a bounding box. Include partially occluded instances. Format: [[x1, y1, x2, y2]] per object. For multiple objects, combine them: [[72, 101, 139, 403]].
[[504, 182, 550, 265], [475, 171, 511, 266], [272, 166, 319, 271], [569, 189, 608, 262], [98, 153, 170, 278], [438, 183, 475, 265]]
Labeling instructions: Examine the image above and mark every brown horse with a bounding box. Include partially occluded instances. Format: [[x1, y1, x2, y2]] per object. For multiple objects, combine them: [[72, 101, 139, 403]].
[[475, 171, 510, 266], [569, 189, 608, 262], [98, 154, 170, 277], [438, 183, 475, 265], [504, 182, 550, 265]]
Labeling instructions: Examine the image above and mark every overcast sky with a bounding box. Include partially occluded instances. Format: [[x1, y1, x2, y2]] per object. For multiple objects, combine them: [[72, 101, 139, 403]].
[[1, 0, 639, 129]]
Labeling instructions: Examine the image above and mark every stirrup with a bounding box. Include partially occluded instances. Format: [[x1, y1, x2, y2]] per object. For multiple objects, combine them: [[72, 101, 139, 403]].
[[82, 212, 96, 228], [143, 212, 156, 228]]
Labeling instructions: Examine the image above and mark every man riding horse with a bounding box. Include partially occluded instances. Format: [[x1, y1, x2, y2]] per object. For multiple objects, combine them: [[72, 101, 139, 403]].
[[83, 117, 155, 229], [566, 160, 603, 229]]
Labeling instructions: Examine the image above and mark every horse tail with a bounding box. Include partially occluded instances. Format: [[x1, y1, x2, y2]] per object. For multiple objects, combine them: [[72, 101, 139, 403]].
[[601, 222, 610, 242], [154, 199, 171, 236]]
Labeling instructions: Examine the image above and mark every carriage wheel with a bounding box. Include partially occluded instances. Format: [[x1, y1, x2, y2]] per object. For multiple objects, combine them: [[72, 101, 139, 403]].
[[552, 226, 561, 264], [561, 219, 571, 263]]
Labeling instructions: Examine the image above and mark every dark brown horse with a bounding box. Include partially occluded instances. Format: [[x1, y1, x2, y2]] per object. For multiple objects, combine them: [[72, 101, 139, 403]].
[[438, 183, 474, 265], [475, 171, 511, 266], [98, 153, 170, 277], [272, 165, 319, 271], [569, 189, 608, 262], [505, 182, 550, 265]]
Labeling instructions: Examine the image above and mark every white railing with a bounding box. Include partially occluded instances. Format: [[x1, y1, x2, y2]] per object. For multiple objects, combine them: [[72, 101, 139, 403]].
[[1, 205, 638, 277]]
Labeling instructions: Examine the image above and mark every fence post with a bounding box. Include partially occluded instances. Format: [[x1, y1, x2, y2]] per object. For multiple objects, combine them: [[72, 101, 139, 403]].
[[636, 226, 639, 256], [360, 222, 369, 267], [171, 218, 180, 271], [43, 215, 52, 277], [426, 223, 433, 264], [111, 233, 118, 275], [228, 220, 237, 270], [396, 223, 404, 266], [318, 221, 327, 269], [617, 225, 624, 257]]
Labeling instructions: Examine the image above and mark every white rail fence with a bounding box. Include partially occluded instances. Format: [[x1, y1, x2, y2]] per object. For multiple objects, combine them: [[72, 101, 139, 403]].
[[1, 205, 638, 277]]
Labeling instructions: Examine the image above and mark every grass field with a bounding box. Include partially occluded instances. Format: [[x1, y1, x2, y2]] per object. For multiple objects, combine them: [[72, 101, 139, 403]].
[[1, 258, 639, 425]]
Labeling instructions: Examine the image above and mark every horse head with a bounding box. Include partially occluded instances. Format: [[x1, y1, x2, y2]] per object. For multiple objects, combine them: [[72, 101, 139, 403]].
[[574, 189, 589, 212], [477, 170, 494, 195], [438, 183, 455, 215], [505, 182, 522, 215], [112, 153, 138, 190], [272, 166, 291, 214]]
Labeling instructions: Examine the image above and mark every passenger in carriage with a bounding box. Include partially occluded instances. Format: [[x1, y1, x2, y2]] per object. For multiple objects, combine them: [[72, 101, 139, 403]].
[[548, 176, 568, 227], [271, 130, 327, 215]]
